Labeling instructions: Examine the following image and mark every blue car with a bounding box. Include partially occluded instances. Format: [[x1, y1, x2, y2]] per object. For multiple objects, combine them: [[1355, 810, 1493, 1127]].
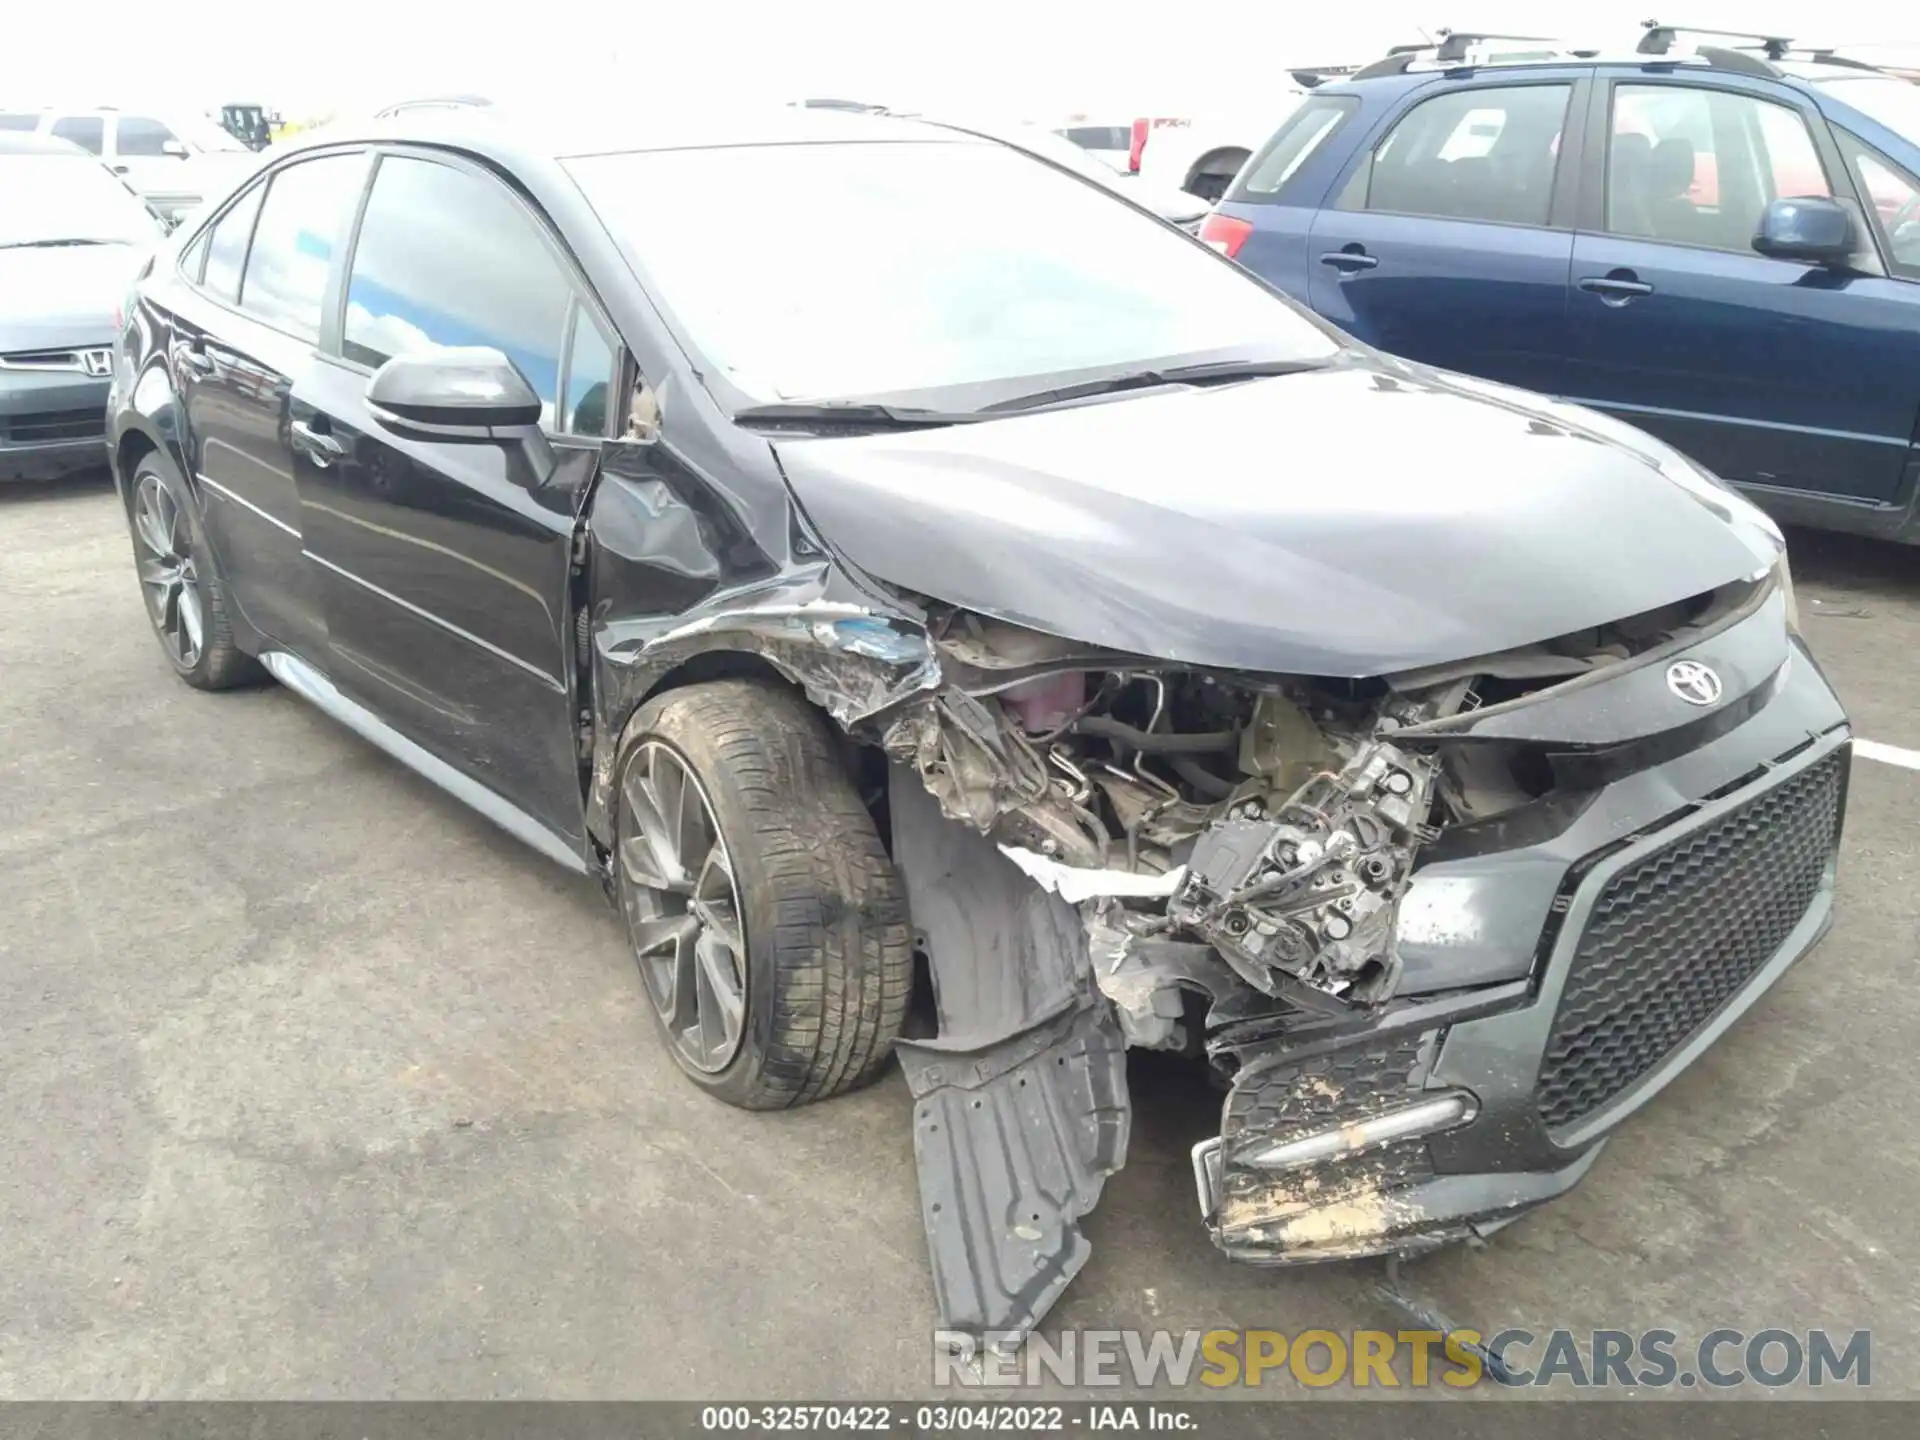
[[1203, 27, 1920, 543]]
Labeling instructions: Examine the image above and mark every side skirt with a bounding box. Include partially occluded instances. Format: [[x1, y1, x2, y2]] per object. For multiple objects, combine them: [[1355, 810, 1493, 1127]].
[[259, 649, 591, 877]]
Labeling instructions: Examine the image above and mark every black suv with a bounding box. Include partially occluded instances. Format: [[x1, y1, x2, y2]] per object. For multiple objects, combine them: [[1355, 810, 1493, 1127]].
[[108, 104, 1848, 1342]]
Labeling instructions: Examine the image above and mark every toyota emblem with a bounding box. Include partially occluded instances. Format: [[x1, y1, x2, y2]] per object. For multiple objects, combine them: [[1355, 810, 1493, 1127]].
[[1666, 659, 1723, 707]]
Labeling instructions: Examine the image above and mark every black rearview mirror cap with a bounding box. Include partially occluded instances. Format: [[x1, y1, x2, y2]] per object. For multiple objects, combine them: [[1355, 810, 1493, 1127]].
[[1752, 196, 1857, 267], [366, 347, 545, 436]]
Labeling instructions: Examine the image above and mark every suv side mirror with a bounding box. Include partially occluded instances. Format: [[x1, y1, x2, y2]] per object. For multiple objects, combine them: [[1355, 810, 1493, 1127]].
[[161, 139, 189, 158], [367, 348, 544, 440], [1752, 196, 1856, 266]]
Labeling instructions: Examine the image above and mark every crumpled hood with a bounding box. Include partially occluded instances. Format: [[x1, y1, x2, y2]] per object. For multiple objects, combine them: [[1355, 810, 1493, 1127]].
[[0, 244, 146, 352], [775, 359, 1778, 676]]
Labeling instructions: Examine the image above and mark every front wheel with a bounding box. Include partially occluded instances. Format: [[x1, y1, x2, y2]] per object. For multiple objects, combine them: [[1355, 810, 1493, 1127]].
[[614, 680, 912, 1110], [127, 455, 260, 690]]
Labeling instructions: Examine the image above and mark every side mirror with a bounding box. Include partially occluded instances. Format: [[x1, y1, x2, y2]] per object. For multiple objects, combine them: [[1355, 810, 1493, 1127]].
[[161, 139, 190, 158], [1752, 196, 1856, 266], [366, 348, 544, 440]]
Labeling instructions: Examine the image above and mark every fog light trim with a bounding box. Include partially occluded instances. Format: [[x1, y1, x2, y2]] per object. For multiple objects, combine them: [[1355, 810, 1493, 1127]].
[[1238, 1092, 1478, 1172]]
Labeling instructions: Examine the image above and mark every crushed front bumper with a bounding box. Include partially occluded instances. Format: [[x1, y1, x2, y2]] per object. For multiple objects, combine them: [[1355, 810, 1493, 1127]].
[[1194, 714, 1849, 1263]]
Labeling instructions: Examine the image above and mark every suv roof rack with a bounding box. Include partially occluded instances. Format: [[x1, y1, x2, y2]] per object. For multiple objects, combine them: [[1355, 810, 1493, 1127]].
[[1353, 28, 1589, 78], [1638, 20, 1793, 60], [1746, 44, 1886, 73], [1289, 64, 1362, 88]]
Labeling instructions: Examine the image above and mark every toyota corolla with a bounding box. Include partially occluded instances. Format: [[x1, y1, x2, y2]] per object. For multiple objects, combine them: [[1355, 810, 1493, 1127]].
[[106, 104, 1849, 1341]]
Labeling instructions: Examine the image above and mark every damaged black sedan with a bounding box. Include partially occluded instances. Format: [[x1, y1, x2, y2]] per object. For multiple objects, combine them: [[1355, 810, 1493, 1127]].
[[107, 105, 1849, 1341]]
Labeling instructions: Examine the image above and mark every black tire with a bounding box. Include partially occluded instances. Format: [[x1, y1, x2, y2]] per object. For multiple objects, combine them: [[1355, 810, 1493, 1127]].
[[1187, 149, 1250, 204], [126, 453, 262, 690], [614, 679, 912, 1109]]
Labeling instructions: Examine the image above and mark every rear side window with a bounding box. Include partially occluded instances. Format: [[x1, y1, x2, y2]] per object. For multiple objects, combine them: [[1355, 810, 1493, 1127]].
[[343, 156, 572, 416], [50, 115, 103, 156], [115, 116, 180, 158], [1342, 83, 1570, 226], [1230, 96, 1358, 200], [0, 114, 41, 133], [237, 153, 365, 342], [201, 182, 265, 302]]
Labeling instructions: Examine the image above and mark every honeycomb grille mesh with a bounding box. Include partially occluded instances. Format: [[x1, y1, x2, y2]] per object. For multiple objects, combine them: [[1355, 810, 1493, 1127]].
[[1537, 749, 1845, 1133], [1223, 1032, 1437, 1189]]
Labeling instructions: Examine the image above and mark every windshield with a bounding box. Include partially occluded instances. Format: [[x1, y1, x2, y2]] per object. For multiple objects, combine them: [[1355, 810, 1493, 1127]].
[[568, 139, 1338, 405], [1814, 76, 1920, 141], [0, 154, 162, 247]]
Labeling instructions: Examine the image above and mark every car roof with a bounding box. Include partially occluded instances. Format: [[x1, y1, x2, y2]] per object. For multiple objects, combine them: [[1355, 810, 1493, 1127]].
[[276, 101, 970, 169]]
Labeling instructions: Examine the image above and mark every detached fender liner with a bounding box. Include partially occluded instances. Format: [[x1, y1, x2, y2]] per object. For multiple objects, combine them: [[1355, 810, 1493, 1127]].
[[890, 768, 1131, 1341]]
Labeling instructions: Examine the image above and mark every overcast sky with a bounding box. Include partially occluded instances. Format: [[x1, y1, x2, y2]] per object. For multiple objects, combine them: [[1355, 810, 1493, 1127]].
[[6, 1, 1916, 120]]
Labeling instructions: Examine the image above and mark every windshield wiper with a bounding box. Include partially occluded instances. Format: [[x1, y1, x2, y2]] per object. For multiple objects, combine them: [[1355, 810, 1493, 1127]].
[[978, 356, 1331, 414], [0, 237, 125, 250], [732, 401, 987, 431]]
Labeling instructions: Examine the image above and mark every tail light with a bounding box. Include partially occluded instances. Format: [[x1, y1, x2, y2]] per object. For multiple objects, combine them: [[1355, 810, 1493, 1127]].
[[1128, 117, 1149, 173], [1198, 212, 1253, 259]]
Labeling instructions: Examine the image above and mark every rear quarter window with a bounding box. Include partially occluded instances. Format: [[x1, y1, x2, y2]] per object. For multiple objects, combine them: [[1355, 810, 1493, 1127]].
[[1227, 95, 1359, 202]]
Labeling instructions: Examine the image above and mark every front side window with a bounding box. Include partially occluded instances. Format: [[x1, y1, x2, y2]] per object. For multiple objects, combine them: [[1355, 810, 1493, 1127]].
[[50, 115, 103, 156], [201, 181, 265, 302], [570, 140, 1339, 405], [1231, 95, 1357, 200], [115, 116, 182, 158], [561, 308, 616, 436], [343, 156, 572, 419], [238, 153, 365, 342], [1606, 85, 1830, 252], [1347, 84, 1569, 226]]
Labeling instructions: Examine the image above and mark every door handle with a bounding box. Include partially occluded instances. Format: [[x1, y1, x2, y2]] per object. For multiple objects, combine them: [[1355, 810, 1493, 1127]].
[[1319, 249, 1380, 272], [1578, 275, 1655, 299], [111, 163, 131, 175], [176, 344, 214, 376], [289, 419, 346, 466]]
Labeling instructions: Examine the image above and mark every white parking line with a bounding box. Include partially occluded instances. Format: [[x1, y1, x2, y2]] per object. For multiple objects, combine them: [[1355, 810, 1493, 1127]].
[[1857, 739, 1920, 771]]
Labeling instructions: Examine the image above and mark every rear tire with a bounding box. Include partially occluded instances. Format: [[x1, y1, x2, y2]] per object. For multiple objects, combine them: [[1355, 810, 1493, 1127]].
[[613, 679, 912, 1110], [126, 454, 261, 690], [1187, 148, 1251, 204]]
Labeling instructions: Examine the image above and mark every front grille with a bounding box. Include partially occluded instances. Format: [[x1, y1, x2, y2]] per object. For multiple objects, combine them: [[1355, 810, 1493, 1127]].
[[0, 408, 106, 443], [1537, 748, 1846, 1132], [0, 348, 85, 370]]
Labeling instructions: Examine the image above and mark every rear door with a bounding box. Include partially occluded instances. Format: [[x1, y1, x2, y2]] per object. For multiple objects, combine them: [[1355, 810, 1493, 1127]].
[[290, 149, 619, 845], [170, 150, 368, 655], [1564, 72, 1920, 502], [1213, 93, 1366, 300], [1304, 75, 1586, 391]]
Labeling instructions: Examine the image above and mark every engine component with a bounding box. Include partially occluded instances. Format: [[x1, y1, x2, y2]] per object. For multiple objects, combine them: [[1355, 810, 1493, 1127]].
[[1170, 740, 1439, 1000]]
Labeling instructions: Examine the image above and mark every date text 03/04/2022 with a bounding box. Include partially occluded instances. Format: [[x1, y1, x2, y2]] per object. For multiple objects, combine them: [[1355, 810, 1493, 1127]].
[[698, 1405, 1196, 1431]]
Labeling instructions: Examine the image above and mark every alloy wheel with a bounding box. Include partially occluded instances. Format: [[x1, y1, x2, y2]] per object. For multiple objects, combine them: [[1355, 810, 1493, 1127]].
[[133, 474, 204, 670], [618, 740, 748, 1074]]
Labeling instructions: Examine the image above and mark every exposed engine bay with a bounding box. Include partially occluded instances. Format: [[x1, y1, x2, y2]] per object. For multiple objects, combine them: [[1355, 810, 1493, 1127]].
[[880, 587, 1747, 1026]]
